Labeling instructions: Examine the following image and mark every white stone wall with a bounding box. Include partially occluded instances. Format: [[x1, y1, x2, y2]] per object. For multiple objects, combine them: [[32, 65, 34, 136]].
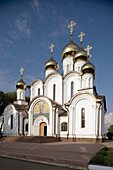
[[68, 93, 98, 139], [63, 56, 73, 75], [45, 68, 57, 77], [30, 80, 43, 101], [17, 89, 26, 100], [44, 73, 62, 104], [3, 105, 19, 136], [74, 60, 86, 73], [64, 72, 79, 103], [59, 116, 68, 137], [82, 73, 94, 89]]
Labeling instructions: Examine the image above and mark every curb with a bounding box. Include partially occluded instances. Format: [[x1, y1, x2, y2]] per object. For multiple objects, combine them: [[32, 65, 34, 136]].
[[0, 154, 87, 170]]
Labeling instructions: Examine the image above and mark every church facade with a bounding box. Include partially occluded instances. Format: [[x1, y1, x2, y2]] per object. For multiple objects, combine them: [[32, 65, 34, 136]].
[[3, 21, 106, 142]]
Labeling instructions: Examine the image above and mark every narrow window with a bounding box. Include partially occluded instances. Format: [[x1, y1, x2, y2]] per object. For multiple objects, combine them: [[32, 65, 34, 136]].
[[89, 78, 91, 88], [67, 64, 69, 72], [38, 88, 40, 96], [78, 66, 80, 73], [81, 108, 85, 128], [71, 81, 74, 98], [61, 122, 67, 131], [11, 115, 13, 129], [53, 84, 56, 101], [25, 123, 28, 132]]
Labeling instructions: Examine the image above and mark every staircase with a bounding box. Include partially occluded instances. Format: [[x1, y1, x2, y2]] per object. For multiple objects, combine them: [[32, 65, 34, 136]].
[[0, 136, 61, 143]]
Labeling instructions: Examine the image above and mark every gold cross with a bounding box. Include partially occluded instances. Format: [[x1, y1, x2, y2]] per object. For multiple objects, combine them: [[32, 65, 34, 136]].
[[49, 43, 55, 53], [68, 21, 76, 35], [78, 32, 85, 42], [20, 67, 24, 77], [85, 45, 92, 56]]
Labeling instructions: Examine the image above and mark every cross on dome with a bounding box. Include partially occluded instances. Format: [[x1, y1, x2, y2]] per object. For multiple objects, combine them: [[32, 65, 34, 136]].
[[85, 45, 92, 56], [49, 43, 55, 54], [68, 21, 76, 37], [20, 67, 24, 79], [78, 32, 85, 49], [78, 32, 85, 42]]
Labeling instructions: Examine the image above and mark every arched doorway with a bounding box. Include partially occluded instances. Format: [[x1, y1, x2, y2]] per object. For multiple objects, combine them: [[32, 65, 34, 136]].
[[40, 122, 47, 136]]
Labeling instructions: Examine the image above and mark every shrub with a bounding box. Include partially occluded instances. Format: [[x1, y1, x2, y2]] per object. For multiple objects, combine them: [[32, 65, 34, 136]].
[[91, 155, 104, 165], [103, 147, 109, 151], [99, 150, 107, 156]]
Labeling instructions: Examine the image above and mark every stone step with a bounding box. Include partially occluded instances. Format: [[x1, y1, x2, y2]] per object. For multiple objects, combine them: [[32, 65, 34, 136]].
[[0, 136, 61, 143]]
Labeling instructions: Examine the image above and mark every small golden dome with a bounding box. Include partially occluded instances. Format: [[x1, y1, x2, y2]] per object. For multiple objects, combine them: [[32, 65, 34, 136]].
[[62, 40, 79, 60], [74, 49, 88, 62], [45, 58, 59, 71], [16, 79, 26, 90], [81, 62, 95, 75]]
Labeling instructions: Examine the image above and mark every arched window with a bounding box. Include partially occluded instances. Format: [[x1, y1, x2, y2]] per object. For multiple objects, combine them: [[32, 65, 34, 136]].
[[61, 122, 67, 131], [25, 123, 28, 132], [67, 64, 69, 72], [71, 81, 74, 98], [81, 108, 85, 128], [11, 115, 13, 129], [89, 78, 92, 88], [53, 84, 56, 101], [78, 66, 80, 73], [38, 88, 40, 96]]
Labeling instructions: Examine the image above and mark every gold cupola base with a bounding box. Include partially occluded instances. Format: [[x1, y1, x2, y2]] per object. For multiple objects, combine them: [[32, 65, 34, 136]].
[[81, 61, 95, 75]]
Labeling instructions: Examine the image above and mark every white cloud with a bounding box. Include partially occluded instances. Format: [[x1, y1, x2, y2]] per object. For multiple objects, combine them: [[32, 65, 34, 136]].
[[0, 69, 16, 92], [104, 112, 113, 133], [30, 0, 41, 16], [10, 13, 31, 40]]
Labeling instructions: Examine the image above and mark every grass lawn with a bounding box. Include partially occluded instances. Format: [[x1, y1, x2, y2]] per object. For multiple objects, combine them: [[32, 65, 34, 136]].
[[90, 147, 113, 167]]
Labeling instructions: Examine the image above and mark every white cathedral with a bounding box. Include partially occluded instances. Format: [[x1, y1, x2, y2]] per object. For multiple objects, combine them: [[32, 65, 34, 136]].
[[3, 21, 106, 142]]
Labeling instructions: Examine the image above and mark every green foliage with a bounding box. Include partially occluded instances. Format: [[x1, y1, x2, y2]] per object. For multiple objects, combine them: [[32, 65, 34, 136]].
[[108, 125, 113, 133], [90, 147, 113, 167], [0, 91, 30, 115], [0, 91, 17, 115], [90, 154, 104, 165], [106, 132, 113, 140], [99, 150, 107, 156], [103, 146, 109, 151]]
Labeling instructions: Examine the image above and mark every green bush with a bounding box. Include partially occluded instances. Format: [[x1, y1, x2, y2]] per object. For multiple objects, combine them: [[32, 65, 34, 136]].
[[91, 155, 104, 165], [103, 147, 109, 151], [99, 150, 107, 156]]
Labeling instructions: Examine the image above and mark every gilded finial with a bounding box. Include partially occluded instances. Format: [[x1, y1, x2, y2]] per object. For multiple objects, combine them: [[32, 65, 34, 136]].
[[68, 21, 76, 41], [85, 45, 92, 61], [49, 43, 55, 59], [78, 32, 85, 49], [20, 67, 24, 79]]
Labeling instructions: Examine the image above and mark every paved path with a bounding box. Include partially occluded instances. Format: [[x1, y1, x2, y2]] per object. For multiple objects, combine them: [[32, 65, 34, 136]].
[[0, 141, 103, 169]]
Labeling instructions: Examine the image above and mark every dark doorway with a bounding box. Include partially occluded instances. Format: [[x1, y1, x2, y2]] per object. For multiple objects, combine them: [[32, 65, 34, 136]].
[[44, 126, 47, 136]]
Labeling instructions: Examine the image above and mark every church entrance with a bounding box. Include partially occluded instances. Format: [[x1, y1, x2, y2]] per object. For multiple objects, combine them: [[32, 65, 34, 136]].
[[40, 122, 47, 136]]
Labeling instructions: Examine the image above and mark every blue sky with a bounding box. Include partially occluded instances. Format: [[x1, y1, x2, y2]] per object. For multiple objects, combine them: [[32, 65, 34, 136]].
[[0, 0, 113, 114]]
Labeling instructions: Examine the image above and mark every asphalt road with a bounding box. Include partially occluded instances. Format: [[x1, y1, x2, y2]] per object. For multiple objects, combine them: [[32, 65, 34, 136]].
[[0, 157, 74, 170]]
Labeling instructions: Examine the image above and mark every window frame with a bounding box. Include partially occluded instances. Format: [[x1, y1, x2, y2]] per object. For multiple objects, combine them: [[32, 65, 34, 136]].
[[61, 122, 68, 131], [81, 108, 85, 128]]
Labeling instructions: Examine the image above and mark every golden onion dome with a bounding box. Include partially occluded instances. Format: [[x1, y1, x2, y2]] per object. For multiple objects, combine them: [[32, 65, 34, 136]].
[[16, 78, 26, 90], [45, 58, 59, 71], [81, 61, 95, 75], [62, 39, 79, 60], [74, 49, 88, 62]]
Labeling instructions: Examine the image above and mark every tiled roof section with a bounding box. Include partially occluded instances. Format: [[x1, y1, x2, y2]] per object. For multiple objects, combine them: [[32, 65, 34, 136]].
[[13, 104, 27, 112], [59, 111, 67, 117]]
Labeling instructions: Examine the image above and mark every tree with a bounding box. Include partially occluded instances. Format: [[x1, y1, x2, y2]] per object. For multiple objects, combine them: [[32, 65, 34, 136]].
[[108, 125, 113, 133], [106, 125, 113, 140], [0, 91, 17, 116]]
